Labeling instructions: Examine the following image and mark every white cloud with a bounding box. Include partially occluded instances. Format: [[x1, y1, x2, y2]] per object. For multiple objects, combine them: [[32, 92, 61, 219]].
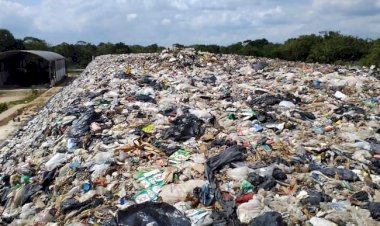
[[0, 0, 378, 45], [127, 13, 138, 21], [258, 6, 283, 18], [161, 18, 171, 25], [170, 0, 189, 10]]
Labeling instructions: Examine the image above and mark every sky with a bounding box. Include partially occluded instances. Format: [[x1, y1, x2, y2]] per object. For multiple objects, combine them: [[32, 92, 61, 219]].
[[0, 0, 379, 46]]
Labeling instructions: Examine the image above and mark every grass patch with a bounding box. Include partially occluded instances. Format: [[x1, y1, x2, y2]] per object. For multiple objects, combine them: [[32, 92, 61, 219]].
[[0, 89, 41, 114], [0, 103, 8, 113]]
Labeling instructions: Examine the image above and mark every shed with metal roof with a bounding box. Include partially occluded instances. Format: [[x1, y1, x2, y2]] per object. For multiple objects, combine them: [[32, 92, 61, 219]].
[[0, 50, 66, 87]]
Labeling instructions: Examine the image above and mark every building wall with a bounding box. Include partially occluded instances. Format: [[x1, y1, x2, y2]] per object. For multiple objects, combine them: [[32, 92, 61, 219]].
[[51, 59, 66, 86], [0, 62, 9, 86], [0, 52, 66, 87]]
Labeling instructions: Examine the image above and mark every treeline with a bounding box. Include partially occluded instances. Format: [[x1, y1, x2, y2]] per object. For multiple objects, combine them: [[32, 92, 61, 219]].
[[0, 29, 164, 68], [188, 31, 379, 67], [1, 29, 379, 68]]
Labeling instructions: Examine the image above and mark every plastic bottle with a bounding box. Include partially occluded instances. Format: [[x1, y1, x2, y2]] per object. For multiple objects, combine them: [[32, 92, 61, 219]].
[[45, 153, 68, 171]]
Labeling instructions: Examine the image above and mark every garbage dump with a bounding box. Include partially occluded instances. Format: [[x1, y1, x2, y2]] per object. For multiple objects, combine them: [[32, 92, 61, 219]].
[[0, 48, 379, 225]]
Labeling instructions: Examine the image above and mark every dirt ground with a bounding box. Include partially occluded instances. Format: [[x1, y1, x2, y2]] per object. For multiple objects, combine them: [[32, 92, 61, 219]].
[[0, 87, 64, 143], [0, 76, 78, 144], [0, 89, 31, 103]]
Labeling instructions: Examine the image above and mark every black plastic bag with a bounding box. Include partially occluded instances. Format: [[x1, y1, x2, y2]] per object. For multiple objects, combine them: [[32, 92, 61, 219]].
[[68, 108, 99, 138], [64, 106, 87, 117], [163, 113, 205, 141], [21, 184, 42, 205], [283, 92, 301, 104], [297, 111, 316, 120], [0, 187, 11, 206], [369, 202, 380, 221], [256, 111, 277, 123], [248, 93, 283, 108], [158, 107, 177, 117], [319, 167, 360, 182], [209, 138, 237, 148], [334, 105, 365, 115], [193, 183, 215, 206], [41, 170, 56, 191], [61, 198, 103, 214], [300, 190, 331, 206], [247, 172, 265, 186], [366, 138, 380, 154], [272, 168, 287, 181], [259, 179, 277, 191], [205, 145, 246, 182], [115, 202, 191, 226], [351, 191, 369, 202], [252, 61, 268, 71], [138, 76, 165, 91], [250, 211, 284, 226], [204, 145, 246, 225], [135, 94, 156, 103]]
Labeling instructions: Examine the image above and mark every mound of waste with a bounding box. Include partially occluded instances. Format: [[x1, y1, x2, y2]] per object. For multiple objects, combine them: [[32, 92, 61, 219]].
[[0, 48, 380, 225]]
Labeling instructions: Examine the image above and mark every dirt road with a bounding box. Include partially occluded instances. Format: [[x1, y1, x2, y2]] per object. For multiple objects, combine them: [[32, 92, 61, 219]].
[[0, 87, 64, 143]]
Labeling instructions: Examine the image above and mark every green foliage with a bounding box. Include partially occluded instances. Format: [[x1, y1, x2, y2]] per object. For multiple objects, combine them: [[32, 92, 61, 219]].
[[23, 37, 49, 50], [0, 102, 8, 113], [307, 32, 368, 64], [359, 39, 380, 67], [1, 29, 379, 68], [280, 34, 322, 61], [0, 29, 24, 51], [188, 32, 378, 67]]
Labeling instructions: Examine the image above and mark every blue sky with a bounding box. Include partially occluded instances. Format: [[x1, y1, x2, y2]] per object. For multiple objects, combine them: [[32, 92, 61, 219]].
[[0, 0, 379, 46]]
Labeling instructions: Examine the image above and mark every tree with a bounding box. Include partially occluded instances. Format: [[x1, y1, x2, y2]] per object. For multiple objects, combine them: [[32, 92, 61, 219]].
[[279, 34, 322, 62], [23, 36, 49, 50], [360, 39, 380, 67], [97, 42, 115, 55], [223, 42, 243, 54], [52, 42, 75, 66], [0, 29, 16, 52], [114, 42, 130, 54], [308, 32, 368, 64]]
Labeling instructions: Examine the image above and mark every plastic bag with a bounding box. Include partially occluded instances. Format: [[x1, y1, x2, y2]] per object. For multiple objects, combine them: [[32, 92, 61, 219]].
[[115, 202, 191, 226], [369, 202, 380, 221], [250, 211, 284, 226], [237, 196, 269, 224], [247, 172, 265, 186], [205, 145, 246, 182], [163, 113, 205, 141], [68, 108, 99, 138], [160, 180, 206, 203], [319, 167, 360, 182], [272, 168, 287, 181], [227, 166, 249, 181], [20, 184, 42, 206], [60, 198, 103, 214], [193, 183, 215, 206]]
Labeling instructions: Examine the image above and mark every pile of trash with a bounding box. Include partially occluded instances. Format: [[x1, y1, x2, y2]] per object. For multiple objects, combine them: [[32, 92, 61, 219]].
[[0, 48, 379, 226]]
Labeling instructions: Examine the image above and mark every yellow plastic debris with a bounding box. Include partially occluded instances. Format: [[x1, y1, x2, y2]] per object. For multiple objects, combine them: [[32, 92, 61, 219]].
[[142, 124, 155, 133]]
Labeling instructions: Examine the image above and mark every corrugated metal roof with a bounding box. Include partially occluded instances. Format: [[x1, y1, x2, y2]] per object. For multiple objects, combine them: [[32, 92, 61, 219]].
[[0, 50, 65, 62]]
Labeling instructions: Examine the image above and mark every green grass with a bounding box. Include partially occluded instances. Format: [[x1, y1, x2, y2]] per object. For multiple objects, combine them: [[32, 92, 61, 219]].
[[0, 103, 8, 113], [0, 89, 41, 114]]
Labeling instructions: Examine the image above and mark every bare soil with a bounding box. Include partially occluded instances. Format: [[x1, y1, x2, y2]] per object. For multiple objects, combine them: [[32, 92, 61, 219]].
[[0, 76, 78, 144]]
